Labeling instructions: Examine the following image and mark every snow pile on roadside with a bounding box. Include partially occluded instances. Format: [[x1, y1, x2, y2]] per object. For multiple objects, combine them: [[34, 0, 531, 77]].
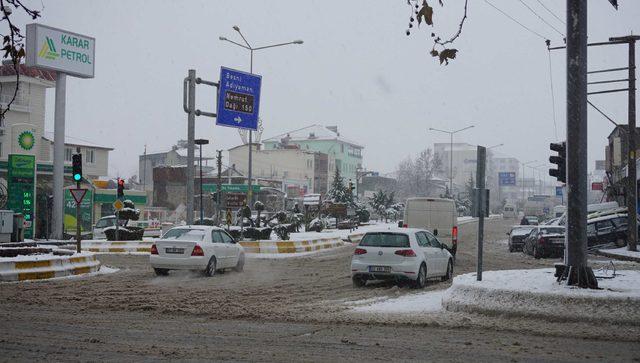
[[443, 268, 640, 324], [350, 290, 445, 314], [598, 247, 640, 261]]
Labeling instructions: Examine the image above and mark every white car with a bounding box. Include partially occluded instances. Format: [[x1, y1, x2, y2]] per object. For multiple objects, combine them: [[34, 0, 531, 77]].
[[150, 226, 245, 276], [351, 228, 453, 288]]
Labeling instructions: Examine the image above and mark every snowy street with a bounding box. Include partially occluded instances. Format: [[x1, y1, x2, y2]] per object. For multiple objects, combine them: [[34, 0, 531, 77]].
[[2, 218, 639, 362]]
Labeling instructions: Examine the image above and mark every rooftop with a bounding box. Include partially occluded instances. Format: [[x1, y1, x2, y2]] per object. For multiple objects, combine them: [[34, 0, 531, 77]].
[[43, 131, 114, 150], [263, 124, 363, 149], [0, 63, 56, 83]]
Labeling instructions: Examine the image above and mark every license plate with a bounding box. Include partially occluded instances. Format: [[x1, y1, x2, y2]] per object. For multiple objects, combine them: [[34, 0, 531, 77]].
[[369, 266, 391, 273], [550, 239, 564, 245], [165, 247, 184, 254]]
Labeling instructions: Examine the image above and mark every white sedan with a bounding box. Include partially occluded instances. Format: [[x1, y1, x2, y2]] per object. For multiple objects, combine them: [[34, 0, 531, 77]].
[[150, 226, 245, 276], [351, 228, 453, 288]]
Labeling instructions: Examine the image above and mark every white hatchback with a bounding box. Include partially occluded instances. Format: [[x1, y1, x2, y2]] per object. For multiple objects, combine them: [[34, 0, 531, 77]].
[[350, 228, 453, 288], [150, 226, 245, 276]]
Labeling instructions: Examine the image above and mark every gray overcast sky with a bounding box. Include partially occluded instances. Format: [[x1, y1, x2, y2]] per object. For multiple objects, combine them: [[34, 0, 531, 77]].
[[14, 1, 640, 177]]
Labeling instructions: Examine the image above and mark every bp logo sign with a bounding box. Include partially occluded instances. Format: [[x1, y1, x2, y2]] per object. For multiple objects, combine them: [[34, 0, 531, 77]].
[[38, 36, 59, 60], [18, 130, 35, 151]]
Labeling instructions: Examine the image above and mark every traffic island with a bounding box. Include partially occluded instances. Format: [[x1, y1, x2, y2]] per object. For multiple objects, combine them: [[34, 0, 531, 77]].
[[442, 268, 640, 325], [239, 237, 345, 255], [0, 247, 101, 282]]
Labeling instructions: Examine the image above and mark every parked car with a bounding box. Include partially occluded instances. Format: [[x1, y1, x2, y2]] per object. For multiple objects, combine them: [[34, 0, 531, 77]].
[[522, 226, 565, 259], [506, 225, 536, 252], [520, 215, 539, 225], [150, 226, 245, 276], [587, 213, 633, 248], [92, 215, 124, 239], [402, 197, 458, 256], [351, 228, 453, 288]]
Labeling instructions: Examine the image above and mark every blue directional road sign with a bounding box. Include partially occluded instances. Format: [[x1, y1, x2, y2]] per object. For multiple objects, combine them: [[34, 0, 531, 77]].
[[498, 172, 516, 186], [216, 67, 262, 131], [556, 186, 563, 197]]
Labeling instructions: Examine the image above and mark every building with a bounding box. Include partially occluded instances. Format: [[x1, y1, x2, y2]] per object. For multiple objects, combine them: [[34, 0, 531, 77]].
[[139, 145, 213, 193], [262, 125, 364, 194], [0, 63, 114, 238], [228, 143, 332, 197], [434, 142, 480, 193]]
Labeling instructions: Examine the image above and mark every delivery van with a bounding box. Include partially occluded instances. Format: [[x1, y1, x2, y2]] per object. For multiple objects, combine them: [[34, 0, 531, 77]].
[[402, 197, 458, 255], [503, 204, 517, 218]]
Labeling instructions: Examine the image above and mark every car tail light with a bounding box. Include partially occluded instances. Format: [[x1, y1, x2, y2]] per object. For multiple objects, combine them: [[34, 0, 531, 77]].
[[191, 245, 204, 256], [354, 248, 367, 255], [402, 223, 408, 228], [150, 244, 158, 255], [538, 236, 545, 245], [452, 226, 458, 245], [395, 249, 416, 257]]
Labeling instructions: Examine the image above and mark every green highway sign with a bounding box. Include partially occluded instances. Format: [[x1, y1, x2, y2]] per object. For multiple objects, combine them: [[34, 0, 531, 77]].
[[7, 154, 35, 239], [202, 184, 261, 193]]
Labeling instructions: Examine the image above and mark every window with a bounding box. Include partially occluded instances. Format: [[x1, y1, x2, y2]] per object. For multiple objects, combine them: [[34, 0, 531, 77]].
[[162, 228, 205, 241], [65, 148, 73, 162], [587, 223, 596, 236], [596, 220, 615, 234], [416, 232, 429, 247], [360, 233, 410, 248], [425, 232, 442, 248], [85, 149, 95, 164], [341, 144, 344, 153], [212, 231, 223, 243], [220, 231, 234, 243]]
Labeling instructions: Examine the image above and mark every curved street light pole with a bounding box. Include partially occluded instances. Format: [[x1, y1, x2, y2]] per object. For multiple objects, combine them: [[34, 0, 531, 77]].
[[220, 26, 303, 205]]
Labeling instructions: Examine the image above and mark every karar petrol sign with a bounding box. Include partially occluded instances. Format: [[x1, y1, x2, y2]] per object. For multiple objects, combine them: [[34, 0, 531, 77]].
[[26, 23, 95, 78]]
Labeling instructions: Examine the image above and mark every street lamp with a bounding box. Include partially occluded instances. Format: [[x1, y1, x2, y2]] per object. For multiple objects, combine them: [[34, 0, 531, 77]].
[[219, 26, 303, 205], [429, 125, 475, 196], [521, 160, 537, 201], [195, 138, 209, 222]]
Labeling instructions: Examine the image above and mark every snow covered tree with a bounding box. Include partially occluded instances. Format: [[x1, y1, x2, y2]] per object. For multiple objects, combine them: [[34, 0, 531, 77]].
[[327, 167, 353, 205]]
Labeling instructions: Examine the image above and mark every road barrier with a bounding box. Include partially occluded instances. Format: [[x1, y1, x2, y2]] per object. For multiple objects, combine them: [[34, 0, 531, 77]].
[[239, 237, 345, 254], [79, 240, 154, 253], [0, 252, 101, 282]]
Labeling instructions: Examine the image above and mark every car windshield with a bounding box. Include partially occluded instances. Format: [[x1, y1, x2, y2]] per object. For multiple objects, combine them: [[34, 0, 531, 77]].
[[95, 218, 115, 228], [511, 227, 534, 236], [360, 232, 410, 248], [162, 228, 205, 241], [540, 227, 564, 235]]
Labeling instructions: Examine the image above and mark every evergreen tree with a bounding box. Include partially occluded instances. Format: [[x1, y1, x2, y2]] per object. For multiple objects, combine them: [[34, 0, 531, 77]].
[[327, 167, 353, 204]]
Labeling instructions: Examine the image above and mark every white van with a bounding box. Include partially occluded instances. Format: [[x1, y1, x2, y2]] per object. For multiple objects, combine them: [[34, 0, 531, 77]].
[[402, 197, 458, 254], [503, 204, 517, 218]]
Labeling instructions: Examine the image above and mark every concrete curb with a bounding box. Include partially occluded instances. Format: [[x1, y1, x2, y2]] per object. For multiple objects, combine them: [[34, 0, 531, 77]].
[[80, 240, 154, 253], [0, 252, 101, 282], [595, 249, 640, 263], [239, 238, 344, 254], [442, 270, 640, 325]]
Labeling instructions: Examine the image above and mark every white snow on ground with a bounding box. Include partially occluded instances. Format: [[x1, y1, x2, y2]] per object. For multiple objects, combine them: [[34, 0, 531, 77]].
[[350, 290, 445, 314], [452, 268, 640, 299], [599, 247, 640, 260]]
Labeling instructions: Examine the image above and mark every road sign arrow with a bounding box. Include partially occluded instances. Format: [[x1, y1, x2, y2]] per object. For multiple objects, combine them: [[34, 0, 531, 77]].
[[234, 116, 242, 123], [70, 188, 88, 204]]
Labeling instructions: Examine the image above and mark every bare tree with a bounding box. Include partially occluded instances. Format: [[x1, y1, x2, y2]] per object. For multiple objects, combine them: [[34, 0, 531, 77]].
[[396, 149, 442, 198], [0, 0, 42, 120], [404, 0, 469, 65]]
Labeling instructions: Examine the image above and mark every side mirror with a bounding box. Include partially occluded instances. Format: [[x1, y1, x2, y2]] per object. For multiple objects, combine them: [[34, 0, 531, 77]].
[[506, 232, 510, 236], [433, 229, 438, 236]]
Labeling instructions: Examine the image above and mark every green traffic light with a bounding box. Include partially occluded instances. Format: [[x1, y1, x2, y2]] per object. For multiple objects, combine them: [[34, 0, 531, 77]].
[[74, 174, 81, 181]]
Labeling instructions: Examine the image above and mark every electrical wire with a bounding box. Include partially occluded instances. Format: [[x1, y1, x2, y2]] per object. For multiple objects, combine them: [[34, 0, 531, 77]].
[[534, 0, 566, 26], [518, 0, 565, 37], [483, 0, 548, 41]]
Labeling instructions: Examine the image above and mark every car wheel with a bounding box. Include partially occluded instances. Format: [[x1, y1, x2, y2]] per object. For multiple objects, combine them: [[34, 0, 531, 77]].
[[414, 264, 427, 289], [615, 238, 627, 248], [234, 253, 245, 272], [352, 276, 366, 288], [204, 257, 217, 277], [441, 259, 453, 282], [509, 244, 514, 253], [154, 268, 169, 276]]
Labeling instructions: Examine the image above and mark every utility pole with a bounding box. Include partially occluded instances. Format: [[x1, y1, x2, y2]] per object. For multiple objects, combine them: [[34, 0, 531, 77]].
[[476, 146, 486, 281], [609, 35, 640, 252], [216, 150, 223, 221], [186, 69, 196, 225], [561, 0, 596, 288], [52, 73, 66, 240]]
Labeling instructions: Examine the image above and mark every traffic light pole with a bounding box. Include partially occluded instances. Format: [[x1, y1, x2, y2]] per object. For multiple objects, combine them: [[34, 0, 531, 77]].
[[75, 147, 81, 253]]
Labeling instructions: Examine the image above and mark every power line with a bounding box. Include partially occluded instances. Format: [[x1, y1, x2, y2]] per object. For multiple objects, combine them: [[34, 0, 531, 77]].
[[483, 0, 548, 41], [517, 0, 565, 37], [534, 0, 566, 26]]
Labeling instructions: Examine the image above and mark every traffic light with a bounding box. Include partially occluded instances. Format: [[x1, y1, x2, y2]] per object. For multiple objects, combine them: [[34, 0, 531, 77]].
[[549, 141, 566, 183], [72, 153, 82, 182], [117, 178, 125, 198]]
